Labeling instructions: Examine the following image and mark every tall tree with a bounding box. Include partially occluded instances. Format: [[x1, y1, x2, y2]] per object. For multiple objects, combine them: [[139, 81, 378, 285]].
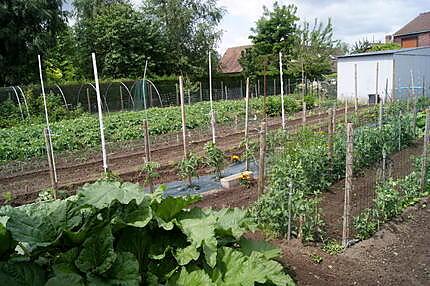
[[290, 18, 340, 79], [240, 2, 299, 77], [142, 0, 225, 76], [0, 0, 67, 85], [74, 2, 165, 79]]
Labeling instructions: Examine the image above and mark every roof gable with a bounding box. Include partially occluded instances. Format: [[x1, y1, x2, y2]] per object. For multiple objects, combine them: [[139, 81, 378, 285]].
[[394, 11, 430, 36], [219, 45, 252, 73]]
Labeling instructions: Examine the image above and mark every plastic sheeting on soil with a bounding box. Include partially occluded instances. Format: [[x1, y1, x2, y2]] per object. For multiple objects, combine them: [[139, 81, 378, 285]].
[[150, 161, 258, 197]]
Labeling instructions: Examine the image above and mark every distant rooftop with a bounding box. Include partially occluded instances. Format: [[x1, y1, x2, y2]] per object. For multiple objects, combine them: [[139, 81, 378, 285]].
[[337, 47, 430, 59], [394, 11, 430, 36], [219, 45, 252, 74]]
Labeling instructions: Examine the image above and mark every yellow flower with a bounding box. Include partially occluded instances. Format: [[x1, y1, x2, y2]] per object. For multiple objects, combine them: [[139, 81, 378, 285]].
[[231, 155, 240, 162]]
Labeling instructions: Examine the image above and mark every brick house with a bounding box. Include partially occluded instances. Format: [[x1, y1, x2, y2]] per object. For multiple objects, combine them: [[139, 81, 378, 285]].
[[218, 45, 252, 74], [392, 11, 430, 48]]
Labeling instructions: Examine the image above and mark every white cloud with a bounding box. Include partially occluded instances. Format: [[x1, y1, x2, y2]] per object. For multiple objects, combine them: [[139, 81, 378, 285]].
[[217, 0, 430, 54]]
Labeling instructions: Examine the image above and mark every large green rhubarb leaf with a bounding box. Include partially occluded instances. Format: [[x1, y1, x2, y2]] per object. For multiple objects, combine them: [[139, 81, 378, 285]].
[[214, 208, 255, 239], [87, 252, 141, 286], [75, 181, 147, 209], [213, 247, 294, 286], [171, 268, 214, 286], [0, 261, 46, 286], [152, 195, 201, 230], [2, 200, 78, 251], [75, 225, 117, 274], [238, 238, 282, 260], [175, 208, 218, 267]]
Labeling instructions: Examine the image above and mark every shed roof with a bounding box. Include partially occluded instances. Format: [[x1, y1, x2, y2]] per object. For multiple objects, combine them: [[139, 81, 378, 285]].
[[337, 47, 430, 59], [394, 11, 430, 36], [219, 45, 252, 73]]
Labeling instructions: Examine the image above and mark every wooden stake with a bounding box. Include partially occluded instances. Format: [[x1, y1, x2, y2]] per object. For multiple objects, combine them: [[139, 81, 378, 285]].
[[332, 104, 337, 134], [245, 78, 250, 171], [345, 100, 348, 124], [43, 128, 57, 197], [257, 122, 267, 196], [179, 76, 191, 186], [420, 109, 430, 191], [279, 52, 286, 130], [287, 183, 293, 240], [302, 101, 307, 124], [343, 123, 353, 247], [411, 70, 417, 135], [382, 148, 386, 182], [143, 120, 153, 192], [208, 51, 216, 143]]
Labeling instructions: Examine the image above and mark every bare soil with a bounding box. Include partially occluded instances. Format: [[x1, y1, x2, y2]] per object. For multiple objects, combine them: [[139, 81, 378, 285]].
[[320, 142, 423, 239]]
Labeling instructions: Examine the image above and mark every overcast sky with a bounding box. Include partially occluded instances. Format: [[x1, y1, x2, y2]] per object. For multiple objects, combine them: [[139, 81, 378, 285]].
[[66, 0, 430, 54], [216, 0, 430, 54]]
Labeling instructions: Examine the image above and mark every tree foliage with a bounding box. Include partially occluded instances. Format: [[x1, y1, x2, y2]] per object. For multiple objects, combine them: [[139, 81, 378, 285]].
[[240, 2, 339, 80], [142, 0, 225, 76], [74, 1, 166, 79], [240, 2, 299, 77], [0, 0, 67, 85]]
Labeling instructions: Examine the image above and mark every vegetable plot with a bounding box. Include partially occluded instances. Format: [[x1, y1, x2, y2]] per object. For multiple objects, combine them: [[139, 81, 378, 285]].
[[0, 181, 295, 285], [251, 111, 416, 241], [0, 95, 307, 163]]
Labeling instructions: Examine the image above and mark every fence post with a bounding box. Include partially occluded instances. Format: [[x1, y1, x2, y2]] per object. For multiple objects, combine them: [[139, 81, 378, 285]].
[[221, 81, 224, 99], [143, 120, 154, 192], [257, 122, 267, 196], [420, 109, 430, 191], [343, 123, 353, 247], [43, 128, 57, 198]]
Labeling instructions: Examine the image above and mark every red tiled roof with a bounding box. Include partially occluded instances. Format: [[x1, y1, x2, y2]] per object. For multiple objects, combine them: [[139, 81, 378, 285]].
[[394, 11, 430, 36], [219, 45, 252, 73]]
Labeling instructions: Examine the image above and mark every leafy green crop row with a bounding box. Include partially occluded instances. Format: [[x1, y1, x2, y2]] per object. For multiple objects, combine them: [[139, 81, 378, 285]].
[[353, 160, 430, 240], [250, 108, 416, 241], [0, 95, 308, 163], [0, 181, 294, 285]]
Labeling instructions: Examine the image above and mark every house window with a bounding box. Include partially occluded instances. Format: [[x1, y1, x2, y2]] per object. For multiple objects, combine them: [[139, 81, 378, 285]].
[[401, 37, 418, 48]]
